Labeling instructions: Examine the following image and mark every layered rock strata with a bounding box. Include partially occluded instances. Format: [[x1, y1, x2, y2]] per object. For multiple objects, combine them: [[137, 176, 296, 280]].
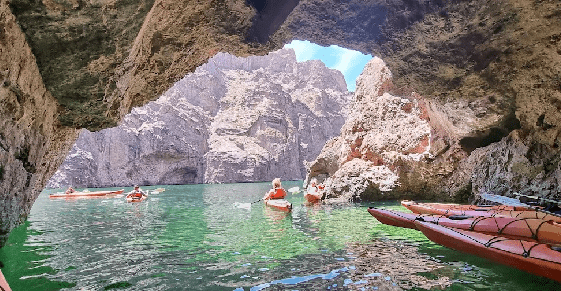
[[47, 49, 351, 188]]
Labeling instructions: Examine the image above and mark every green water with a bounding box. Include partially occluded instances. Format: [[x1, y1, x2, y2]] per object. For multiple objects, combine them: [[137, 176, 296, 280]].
[[1, 181, 560, 290]]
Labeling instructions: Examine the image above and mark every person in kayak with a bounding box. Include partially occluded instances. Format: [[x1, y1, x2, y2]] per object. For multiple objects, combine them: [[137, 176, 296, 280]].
[[263, 178, 287, 200], [305, 178, 323, 202], [127, 185, 147, 200], [306, 178, 319, 195], [65, 186, 76, 194]]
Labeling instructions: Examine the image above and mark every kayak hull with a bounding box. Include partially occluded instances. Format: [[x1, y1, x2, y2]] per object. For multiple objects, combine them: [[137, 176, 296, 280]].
[[304, 193, 321, 204], [0, 269, 11, 291], [415, 220, 561, 283], [126, 195, 147, 203], [264, 199, 292, 212], [401, 200, 561, 223], [368, 207, 561, 244], [50, 189, 124, 198], [401, 200, 534, 212]]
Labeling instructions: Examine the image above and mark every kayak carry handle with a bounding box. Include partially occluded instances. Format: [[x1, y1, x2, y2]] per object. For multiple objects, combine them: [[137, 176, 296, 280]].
[[448, 215, 474, 220]]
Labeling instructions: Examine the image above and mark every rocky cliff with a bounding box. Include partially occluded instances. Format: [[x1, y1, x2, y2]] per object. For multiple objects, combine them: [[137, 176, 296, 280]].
[[0, 2, 78, 245], [3, 0, 561, 246], [46, 49, 351, 188], [306, 57, 517, 202], [293, 0, 561, 202]]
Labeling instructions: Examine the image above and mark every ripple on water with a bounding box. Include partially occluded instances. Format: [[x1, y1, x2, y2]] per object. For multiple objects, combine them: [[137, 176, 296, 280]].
[[1, 185, 561, 290]]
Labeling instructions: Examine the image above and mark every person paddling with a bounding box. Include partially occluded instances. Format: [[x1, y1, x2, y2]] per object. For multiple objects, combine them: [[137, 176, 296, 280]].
[[263, 178, 287, 200], [65, 186, 76, 194], [127, 185, 147, 201]]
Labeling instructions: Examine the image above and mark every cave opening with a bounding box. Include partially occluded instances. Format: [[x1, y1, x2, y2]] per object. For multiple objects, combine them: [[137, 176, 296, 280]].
[[46, 42, 372, 190], [283, 40, 373, 92]]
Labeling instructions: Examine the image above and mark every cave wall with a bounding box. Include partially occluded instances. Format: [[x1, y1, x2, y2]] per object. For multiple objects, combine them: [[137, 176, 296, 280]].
[[1, 0, 281, 246], [0, 1, 78, 245], [287, 0, 561, 201], [1, 0, 561, 246]]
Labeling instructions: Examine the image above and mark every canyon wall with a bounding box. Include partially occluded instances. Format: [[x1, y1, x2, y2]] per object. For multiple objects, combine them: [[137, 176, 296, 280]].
[[2, 0, 561, 246], [46, 49, 351, 188]]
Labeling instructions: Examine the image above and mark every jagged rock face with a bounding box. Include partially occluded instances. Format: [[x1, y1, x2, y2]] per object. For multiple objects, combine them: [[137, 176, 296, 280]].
[[8, 0, 281, 130], [295, 0, 561, 203], [307, 58, 430, 201], [47, 49, 351, 187], [453, 130, 561, 201], [47, 97, 210, 188], [0, 4, 78, 245], [306, 57, 516, 202]]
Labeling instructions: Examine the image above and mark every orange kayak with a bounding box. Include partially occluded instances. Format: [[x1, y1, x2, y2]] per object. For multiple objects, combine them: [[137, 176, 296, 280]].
[[368, 207, 561, 244], [126, 195, 147, 203], [264, 199, 292, 212], [0, 269, 11, 291], [415, 220, 561, 283], [50, 189, 124, 198], [304, 193, 321, 204], [401, 201, 561, 223]]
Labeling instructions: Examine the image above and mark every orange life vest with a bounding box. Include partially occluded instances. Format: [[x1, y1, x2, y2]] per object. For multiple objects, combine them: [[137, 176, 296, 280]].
[[128, 190, 143, 199], [269, 188, 286, 199]]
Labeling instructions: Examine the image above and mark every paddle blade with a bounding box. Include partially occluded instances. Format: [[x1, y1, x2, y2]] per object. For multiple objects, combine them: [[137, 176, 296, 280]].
[[234, 202, 252, 210], [480, 193, 530, 207], [288, 187, 300, 193]]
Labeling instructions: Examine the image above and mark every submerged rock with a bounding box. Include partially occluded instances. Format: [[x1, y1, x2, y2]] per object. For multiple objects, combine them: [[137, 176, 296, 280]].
[[47, 49, 351, 188]]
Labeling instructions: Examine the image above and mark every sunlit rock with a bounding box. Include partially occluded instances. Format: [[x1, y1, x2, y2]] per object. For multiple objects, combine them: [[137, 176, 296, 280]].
[[306, 57, 517, 202], [47, 49, 351, 187]]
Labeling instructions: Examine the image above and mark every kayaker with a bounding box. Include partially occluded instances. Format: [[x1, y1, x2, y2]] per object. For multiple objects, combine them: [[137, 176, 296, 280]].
[[127, 185, 147, 200], [263, 178, 287, 200], [65, 186, 76, 194], [306, 179, 319, 195], [305, 178, 323, 203]]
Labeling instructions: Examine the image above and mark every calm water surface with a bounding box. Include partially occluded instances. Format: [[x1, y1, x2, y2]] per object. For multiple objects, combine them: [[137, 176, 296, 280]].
[[1, 181, 561, 290]]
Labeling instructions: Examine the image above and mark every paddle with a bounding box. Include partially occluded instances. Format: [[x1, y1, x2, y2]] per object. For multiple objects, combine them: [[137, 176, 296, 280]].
[[288, 186, 303, 195], [513, 192, 561, 205], [479, 193, 532, 207], [233, 197, 264, 210], [479, 193, 561, 216]]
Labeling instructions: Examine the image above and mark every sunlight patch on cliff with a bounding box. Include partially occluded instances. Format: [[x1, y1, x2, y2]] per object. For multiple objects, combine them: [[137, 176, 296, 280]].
[[284, 40, 372, 92]]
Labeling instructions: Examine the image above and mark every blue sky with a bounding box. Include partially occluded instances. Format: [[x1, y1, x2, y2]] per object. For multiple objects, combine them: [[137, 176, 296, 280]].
[[284, 40, 373, 92]]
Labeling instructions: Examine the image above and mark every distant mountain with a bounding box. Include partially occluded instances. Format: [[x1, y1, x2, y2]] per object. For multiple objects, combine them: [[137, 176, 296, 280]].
[[47, 49, 352, 188]]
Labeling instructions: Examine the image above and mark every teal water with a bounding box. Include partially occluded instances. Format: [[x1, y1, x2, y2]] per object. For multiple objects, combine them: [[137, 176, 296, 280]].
[[1, 181, 561, 290]]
